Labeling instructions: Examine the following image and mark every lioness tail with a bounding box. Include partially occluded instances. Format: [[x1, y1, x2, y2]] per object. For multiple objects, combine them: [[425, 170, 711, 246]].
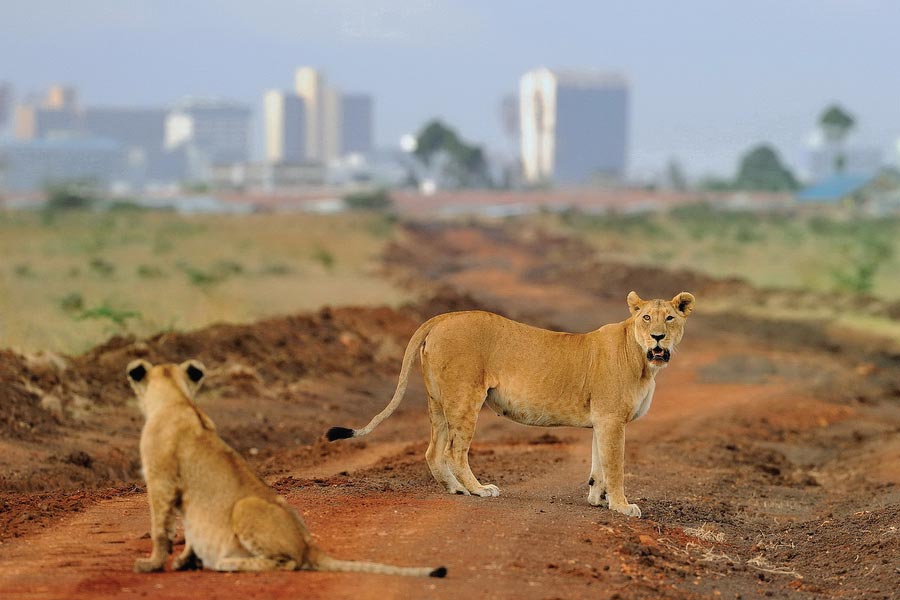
[[325, 314, 452, 441]]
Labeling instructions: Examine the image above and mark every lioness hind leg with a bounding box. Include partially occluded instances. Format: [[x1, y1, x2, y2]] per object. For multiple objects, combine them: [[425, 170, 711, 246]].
[[445, 388, 500, 498], [588, 428, 608, 507], [425, 392, 468, 495]]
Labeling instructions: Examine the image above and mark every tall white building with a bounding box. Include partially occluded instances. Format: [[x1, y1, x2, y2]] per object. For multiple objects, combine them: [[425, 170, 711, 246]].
[[294, 67, 342, 162], [263, 90, 305, 163], [520, 68, 628, 185]]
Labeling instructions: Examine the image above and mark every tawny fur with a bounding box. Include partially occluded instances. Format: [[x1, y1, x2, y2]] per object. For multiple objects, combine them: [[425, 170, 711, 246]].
[[327, 291, 695, 518], [128, 359, 445, 577]]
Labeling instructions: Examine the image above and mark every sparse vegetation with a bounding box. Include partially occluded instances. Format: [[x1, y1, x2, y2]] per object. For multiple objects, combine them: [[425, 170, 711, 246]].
[[550, 206, 900, 300], [0, 211, 406, 353]]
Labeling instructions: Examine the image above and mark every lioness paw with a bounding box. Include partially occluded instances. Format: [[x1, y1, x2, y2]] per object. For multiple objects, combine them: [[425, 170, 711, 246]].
[[610, 502, 642, 518], [473, 484, 500, 497], [587, 489, 608, 507]]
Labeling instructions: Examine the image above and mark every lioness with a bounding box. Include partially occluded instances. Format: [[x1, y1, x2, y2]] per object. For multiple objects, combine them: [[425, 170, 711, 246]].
[[127, 359, 446, 577], [328, 291, 695, 518]]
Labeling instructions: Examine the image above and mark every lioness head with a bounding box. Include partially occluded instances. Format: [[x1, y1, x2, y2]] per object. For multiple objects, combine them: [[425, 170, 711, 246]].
[[627, 291, 695, 367], [126, 359, 207, 413]]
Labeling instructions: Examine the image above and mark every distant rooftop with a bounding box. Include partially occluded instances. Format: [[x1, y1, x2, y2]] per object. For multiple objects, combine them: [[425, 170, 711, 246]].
[[171, 97, 251, 112], [795, 174, 871, 203], [550, 69, 628, 88]]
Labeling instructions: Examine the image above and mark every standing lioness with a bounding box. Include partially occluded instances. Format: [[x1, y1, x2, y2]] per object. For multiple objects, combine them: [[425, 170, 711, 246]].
[[128, 359, 446, 577], [328, 291, 695, 518]]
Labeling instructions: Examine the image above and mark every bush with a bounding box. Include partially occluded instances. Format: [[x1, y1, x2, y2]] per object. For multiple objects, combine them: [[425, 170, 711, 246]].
[[44, 182, 98, 212], [312, 247, 336, 270], [344, 189, 393, 211]]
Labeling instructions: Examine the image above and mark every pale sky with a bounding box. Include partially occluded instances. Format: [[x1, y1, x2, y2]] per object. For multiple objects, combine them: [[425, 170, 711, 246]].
[[1, 0, 898, 179]]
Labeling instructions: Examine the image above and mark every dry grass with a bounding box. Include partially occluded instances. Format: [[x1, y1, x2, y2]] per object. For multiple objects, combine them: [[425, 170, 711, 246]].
[[540, 208, 900, 301], [0, 210, 407, 354]]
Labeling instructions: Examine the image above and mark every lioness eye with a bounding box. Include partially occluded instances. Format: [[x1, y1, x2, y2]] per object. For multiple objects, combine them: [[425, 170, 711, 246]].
[[642, 315, 651, 322], [666, 315, 674, 321]]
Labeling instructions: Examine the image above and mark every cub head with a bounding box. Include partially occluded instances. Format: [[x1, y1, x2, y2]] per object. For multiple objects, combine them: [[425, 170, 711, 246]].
[[627, 291, 695, 367], [126, 359, 207, 413]]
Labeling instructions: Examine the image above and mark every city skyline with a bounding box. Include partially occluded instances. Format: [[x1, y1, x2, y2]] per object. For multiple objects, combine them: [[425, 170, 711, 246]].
[[3, 2, 900, 180]]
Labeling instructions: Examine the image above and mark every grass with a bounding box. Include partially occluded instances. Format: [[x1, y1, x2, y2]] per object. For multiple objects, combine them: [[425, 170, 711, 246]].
[[0, 211, 407, 354], [549, 206, 900, 300]]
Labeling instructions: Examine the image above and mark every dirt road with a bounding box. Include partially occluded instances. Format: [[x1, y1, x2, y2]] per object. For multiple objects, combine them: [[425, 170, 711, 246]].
[[2, 223, 898, 599]]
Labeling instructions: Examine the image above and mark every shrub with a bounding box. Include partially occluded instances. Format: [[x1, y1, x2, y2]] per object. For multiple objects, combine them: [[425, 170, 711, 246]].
[[344, 189, 393, 211]]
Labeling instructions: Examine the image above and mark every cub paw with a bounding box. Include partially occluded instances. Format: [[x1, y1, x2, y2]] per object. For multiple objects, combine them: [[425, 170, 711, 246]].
[[473, 484, 500, 497], [134, 558, 165, 573], [609, 502, 642, 518]]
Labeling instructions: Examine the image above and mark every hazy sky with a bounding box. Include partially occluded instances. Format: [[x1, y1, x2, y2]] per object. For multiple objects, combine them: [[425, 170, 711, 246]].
[[2, 0, 898, 179]]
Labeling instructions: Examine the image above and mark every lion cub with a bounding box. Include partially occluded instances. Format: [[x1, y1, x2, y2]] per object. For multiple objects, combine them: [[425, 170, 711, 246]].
[[328, 291, 695, 518], [127, 359, 446, 577]]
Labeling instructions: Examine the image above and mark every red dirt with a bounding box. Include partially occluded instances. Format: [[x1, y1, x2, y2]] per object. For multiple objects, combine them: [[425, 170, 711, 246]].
[[2, 222, 899, 599]]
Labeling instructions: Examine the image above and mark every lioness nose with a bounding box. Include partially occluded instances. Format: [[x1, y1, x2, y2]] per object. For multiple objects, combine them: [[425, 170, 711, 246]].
[[651, 333, 665, 342]]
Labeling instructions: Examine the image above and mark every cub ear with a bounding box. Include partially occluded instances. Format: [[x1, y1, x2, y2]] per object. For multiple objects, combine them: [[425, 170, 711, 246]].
[[180, 359, 207, 394], [126, 359, 151, 383], [627, 291, 645, 315], [671, 292, 696, 317]]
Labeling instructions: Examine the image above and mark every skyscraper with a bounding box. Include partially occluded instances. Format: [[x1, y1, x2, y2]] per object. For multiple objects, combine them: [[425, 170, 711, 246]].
[[263, 90, 305, 163], [0, 82, 12, 130], [520, 68, 628, 185], [340, 93, 373, 155], [165, 98, 251, 180], [295, 67, 343, 162]]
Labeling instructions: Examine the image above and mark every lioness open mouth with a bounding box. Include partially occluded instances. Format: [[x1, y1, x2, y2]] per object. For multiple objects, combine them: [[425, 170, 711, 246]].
[[647, 347, 671, 363]]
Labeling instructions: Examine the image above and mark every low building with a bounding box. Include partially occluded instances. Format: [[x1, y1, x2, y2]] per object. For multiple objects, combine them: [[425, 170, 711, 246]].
[[210, 162, 326, 191], [794, 170, 900, 215], [0, 137, 125, 192]]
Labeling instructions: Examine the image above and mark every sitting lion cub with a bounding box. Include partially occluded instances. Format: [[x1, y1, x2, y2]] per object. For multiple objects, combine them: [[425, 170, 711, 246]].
[[328, 291, 695, 518], [127, 359, 446, 577]]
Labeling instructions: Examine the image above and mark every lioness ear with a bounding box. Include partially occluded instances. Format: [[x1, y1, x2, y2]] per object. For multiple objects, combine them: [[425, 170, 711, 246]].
[[627, 291, 644, 315], [671, 292, 695, 317], [180, 359, 207, 395], [126, 359, 152, 395]]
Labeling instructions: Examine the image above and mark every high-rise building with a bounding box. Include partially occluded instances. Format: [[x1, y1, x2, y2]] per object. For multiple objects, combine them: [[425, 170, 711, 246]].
[[165, 98, 251, 180], [44, 85, 78, 111], [520, 68, 628, 185], [263, 90, 305, 163], [0, 82, 12, 130], [294, 67, 344, 162], [340, 93, 373, 155]]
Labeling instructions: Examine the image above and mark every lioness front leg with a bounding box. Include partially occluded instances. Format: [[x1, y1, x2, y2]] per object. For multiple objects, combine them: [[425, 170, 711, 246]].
[[587, 429, 607, 506], [593, 418, 641, 518], [134, 483, 178, 572]]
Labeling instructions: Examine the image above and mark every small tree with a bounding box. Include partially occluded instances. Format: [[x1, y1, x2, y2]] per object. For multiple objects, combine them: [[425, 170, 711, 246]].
[[414, 120, 493, 188], [733, 144, 798, 192]]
